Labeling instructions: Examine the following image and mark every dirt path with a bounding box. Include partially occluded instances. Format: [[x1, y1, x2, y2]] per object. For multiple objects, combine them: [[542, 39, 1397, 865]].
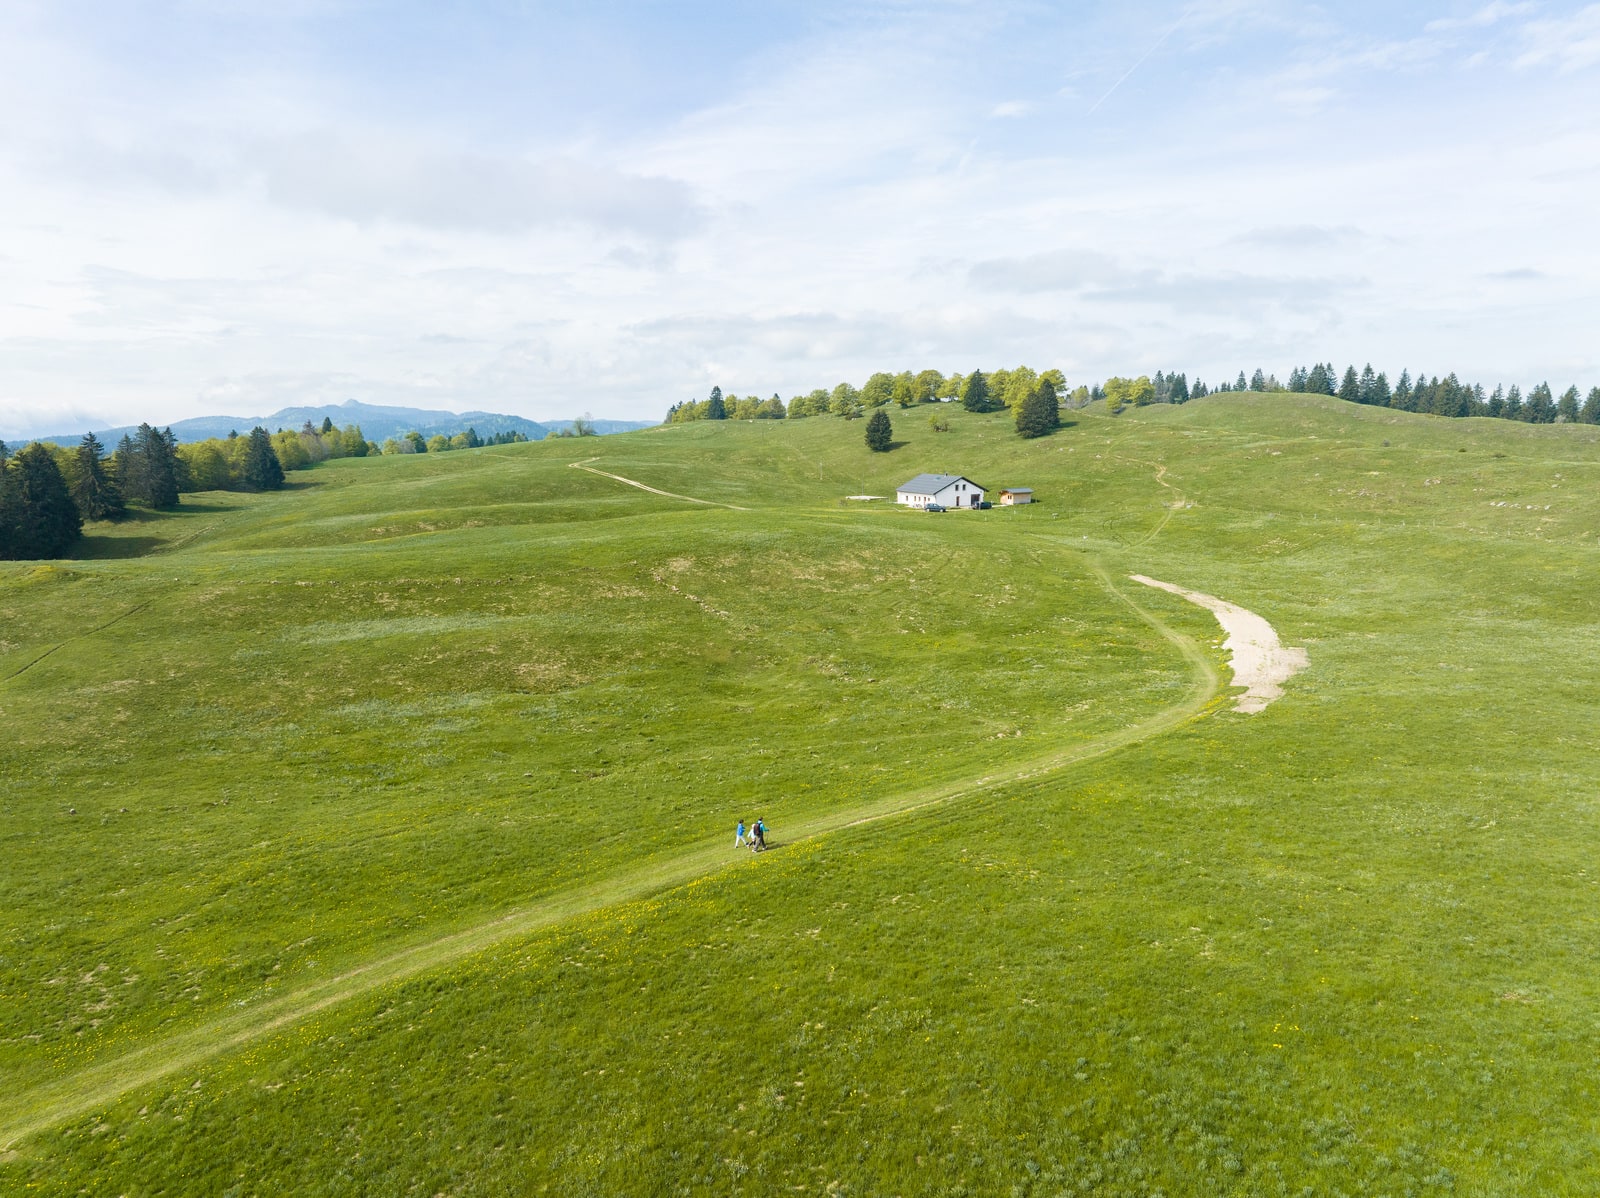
[[569, 458, 749, 510], [1130, 575, 1307, 713], [0, 571, 1219, 1150]]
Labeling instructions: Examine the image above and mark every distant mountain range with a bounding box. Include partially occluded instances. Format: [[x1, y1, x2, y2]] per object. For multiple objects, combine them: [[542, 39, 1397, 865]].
[[28, 400, 657, 447]]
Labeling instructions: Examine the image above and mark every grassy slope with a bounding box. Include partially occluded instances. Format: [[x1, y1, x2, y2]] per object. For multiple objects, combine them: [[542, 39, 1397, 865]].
[[4, 396, 1600, 1194]]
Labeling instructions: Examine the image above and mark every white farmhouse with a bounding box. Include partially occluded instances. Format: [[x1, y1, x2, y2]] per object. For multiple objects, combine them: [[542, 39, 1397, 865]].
[[895, 474, 987, 509]]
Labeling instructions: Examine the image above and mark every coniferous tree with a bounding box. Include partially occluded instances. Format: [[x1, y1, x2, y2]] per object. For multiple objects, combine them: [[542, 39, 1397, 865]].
[[1504, 384, 1523, 420], [119, 423, 180, 508], [1419, 375, 1441, 415], [960, 370, 992, 412], [864, 407, 893, 452], [1437, 374, 1467, 418], [1557, 386, 1581, 423], [1014, 380, 1060, 439], [1487, 385, 1505, 418], [1171, 373, 1190, 403], [705, 387, 727, 420], [1338, 366, 1360, 404], [1525, 382, 1555, 423], [1236, 371, 1248, 391], [0, 450, 14, 559], [320, 416, 335, 434], [163, 426, 191, 493], [1389, 369, 1410, 410], [1583, 387, 1600, 425], [70, 433, 124, 521], [1357, 364, 1377, 404], [111, 433, 142, 503], [1250, 368, 1267, 392], [1, 443, 82, 559], [242, 427, 286, 491]]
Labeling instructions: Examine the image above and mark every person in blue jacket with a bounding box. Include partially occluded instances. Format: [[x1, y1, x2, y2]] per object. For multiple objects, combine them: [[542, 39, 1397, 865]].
[[735, 819, 747, 848]]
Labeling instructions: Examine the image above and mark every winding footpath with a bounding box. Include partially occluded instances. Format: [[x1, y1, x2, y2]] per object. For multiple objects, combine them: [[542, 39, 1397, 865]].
[[0, 458, 1306, 1149], [0, 570, 1227, 1149], [568, 458, 749, 510]]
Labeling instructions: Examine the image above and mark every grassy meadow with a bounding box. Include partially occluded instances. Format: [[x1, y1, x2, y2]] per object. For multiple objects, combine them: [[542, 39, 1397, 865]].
[[3, 394, 1600, 1194]]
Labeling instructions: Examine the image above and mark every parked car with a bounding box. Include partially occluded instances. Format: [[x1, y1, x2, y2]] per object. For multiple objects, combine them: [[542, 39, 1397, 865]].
[[925, 503, 945, 513], [977, 500, 992, 509]]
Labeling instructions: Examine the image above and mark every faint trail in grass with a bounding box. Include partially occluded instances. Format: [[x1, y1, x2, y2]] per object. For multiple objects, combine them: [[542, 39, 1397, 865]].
[[0, 600, 154, 686], [1105, 455, 1185, 547], [155, 523, 216, 554], [568, 458, 749, 510], [0, 568, 1219, 1148]]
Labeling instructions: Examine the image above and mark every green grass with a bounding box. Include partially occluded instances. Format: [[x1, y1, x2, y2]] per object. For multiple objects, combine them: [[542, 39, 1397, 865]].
[[4, 395, 1600, 1194]]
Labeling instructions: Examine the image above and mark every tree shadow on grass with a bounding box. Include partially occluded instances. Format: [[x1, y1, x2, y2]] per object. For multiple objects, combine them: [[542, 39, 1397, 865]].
[[64, 497, 246, 559], [69, 535, 168, 560]]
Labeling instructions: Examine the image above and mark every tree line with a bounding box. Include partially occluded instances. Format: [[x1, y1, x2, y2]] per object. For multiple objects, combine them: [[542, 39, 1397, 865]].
[[377, 427, 534, 455], [1098, 363, 1600, 424], [676, 362, 1600, 429], [668, 367, 1068, 441], [0, 422, 297, 559], [0, 414, 545, 558]]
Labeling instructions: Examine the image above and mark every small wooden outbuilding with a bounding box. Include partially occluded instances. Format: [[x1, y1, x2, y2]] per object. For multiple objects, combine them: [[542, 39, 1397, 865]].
[[998, 488, 1034, 505]]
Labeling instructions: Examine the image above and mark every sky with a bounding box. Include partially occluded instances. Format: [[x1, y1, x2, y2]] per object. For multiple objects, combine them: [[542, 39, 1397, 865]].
[[3, 0, 1599, 435]]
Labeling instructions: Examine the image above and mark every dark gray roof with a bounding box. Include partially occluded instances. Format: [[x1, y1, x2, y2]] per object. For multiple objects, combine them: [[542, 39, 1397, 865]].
[[896, 473, 984, 493]]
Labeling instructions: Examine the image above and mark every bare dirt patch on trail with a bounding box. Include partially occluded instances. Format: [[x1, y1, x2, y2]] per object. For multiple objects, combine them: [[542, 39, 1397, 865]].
[[1130, 575, 1307, 713]]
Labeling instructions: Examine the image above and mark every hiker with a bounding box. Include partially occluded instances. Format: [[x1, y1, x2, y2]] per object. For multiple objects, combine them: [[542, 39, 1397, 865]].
[[735, 819, 747, 848], [753, 818, 767, 851]]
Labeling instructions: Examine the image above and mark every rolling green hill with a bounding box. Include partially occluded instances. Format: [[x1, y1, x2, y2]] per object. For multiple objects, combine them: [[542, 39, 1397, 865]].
[[4, 394, 1600, 1194]]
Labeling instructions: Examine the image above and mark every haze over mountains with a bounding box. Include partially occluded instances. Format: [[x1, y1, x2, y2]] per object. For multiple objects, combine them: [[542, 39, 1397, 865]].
[[28, 400, 656, 447]]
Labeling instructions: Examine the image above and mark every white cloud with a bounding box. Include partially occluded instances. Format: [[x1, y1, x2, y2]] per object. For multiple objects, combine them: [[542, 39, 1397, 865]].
[[3, 1, 1600, 431], [1517, 5, 1600, 71], [255, 137, 703, 239], [1425, 2, 1536, 33], [1230, 226, 1367, 250], [968, 251, 1121, 293]]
